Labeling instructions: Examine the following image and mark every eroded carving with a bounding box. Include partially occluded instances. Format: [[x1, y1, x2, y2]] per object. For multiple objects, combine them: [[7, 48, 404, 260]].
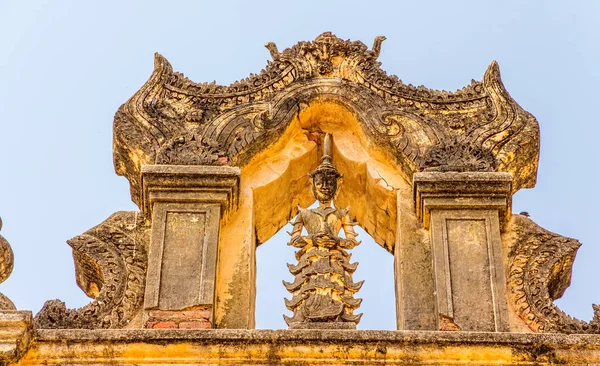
[[284, 134, 363, 329], [422, 137, 497, 172], [0, 218, 16, 310], [156, 134, 228, 165], [114, 32, 539, 205], [35, 211, 149, 329], [507, 215, 600, 333]]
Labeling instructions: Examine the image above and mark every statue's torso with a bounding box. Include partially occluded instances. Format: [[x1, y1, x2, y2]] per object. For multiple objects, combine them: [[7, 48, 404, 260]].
[[298, 206, 348, 238]]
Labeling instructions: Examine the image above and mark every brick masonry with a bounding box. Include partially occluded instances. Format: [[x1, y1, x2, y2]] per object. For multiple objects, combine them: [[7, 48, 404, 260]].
[[145, 306, 212, 329]]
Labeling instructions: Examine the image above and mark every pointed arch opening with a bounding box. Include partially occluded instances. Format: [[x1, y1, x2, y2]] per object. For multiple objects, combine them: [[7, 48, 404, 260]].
[[255, 212, 396, 329], [214, 98, 414, 329]]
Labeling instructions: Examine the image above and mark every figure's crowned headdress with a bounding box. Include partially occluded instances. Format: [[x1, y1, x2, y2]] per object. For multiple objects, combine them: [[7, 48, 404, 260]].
[[310, 133, 342, 178]]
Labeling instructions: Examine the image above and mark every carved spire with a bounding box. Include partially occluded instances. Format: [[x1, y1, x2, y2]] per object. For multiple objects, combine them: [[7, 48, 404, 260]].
[[310, 133, 341, 179]]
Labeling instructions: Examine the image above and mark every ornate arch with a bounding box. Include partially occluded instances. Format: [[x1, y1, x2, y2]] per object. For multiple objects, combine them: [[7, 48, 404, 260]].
[[114, 32, 539, 206]]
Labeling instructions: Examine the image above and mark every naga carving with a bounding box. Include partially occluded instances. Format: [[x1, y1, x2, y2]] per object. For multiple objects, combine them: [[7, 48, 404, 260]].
[[35, 212, 149, 329], [0, 218, 16, 310], [284, 134, 363, 329], [507, 215, 600, 333], [114, 32, 539, 206]]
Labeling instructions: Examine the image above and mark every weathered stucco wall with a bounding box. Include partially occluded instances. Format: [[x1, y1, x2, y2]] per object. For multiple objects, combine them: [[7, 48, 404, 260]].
[[15, 329, 600, 365]]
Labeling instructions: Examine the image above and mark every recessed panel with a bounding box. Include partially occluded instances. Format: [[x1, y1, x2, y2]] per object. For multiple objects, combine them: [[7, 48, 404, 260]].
[[445, 218, 495, 331], [159, 211, 207, 309]]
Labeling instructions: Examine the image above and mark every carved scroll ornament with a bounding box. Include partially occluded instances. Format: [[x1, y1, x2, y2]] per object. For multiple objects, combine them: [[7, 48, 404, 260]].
[[114, 32, 539, 206], [155, 134, 228, 165], [507, 215, 600, 333], [35, 212, 149, 329]]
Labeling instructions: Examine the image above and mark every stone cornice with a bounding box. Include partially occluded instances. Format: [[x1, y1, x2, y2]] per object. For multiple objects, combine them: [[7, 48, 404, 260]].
[[141, 165, 240, 219], [16, 329, 600, 365], [413, 171, 513, 229]]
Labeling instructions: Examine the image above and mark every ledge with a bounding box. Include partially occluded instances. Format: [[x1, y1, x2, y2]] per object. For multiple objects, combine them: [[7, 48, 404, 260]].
[[141, 165, 240, 218], [413, 171, 513, 229], [17, 329, 600, 365]]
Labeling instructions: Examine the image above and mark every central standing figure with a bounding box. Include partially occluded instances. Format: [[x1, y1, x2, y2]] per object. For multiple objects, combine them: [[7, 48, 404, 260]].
[[284, 134, 363, 329]]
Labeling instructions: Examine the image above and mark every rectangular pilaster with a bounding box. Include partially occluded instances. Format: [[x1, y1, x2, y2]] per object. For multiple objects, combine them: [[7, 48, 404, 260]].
[[141, 165, 240, 329], [394, 188, 437, 331], [414, 172, 511, 332]]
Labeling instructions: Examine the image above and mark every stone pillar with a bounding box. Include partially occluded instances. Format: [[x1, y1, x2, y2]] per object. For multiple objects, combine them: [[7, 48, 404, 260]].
[[413, 172, 511, 332], [141, 165, 239, 329]]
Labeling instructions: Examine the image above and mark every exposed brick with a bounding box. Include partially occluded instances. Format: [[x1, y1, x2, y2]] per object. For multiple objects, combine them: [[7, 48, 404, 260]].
[[179, 321, 211, 329], [148, 310, 185, 319], [151, 321, 178, 329], [181, 309, 211, 320]]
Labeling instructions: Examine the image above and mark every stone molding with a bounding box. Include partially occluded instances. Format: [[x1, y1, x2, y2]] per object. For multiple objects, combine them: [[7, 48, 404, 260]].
[[413, 171, 512, 229], [15, 329, 600, 365], [141, 165, 240, 219]]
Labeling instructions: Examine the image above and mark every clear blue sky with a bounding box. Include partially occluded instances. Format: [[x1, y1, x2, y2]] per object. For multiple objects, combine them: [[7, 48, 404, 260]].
[[0, 1, 599, 330]]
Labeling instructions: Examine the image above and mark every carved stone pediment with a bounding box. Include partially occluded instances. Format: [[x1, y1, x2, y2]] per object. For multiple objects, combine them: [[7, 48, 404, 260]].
[[114, 32, 539, 206]]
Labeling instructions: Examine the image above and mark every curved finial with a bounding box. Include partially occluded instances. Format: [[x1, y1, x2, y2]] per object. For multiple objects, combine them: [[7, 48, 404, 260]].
[[483, 60, 501, 86], [371, 36, 387, 59], [153, 52, 173, 73], [265, 42, 280, 60]]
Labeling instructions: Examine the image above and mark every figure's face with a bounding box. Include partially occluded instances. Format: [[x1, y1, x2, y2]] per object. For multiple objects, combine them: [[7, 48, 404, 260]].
[[312, 173, 338, 203]]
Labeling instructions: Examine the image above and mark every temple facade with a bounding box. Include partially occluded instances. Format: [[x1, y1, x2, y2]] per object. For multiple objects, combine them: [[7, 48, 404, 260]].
[[1, 33, 600, 365]]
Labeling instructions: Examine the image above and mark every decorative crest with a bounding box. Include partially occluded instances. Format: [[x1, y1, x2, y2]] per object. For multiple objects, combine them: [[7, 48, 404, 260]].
[[114, 33, 539, 205]]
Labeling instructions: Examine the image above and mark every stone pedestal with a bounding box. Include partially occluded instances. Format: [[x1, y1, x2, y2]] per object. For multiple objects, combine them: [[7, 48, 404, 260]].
[[413, 172, 511, 332], [141, 165, 240, 329], [0, 311, 32, 364]]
